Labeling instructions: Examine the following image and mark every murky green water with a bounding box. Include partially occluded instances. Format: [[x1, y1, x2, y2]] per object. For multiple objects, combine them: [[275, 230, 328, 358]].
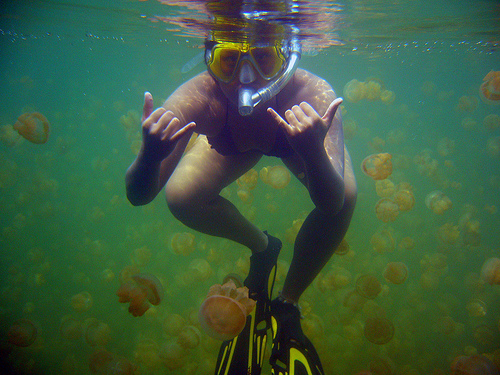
[[0, 0, 499, 374]]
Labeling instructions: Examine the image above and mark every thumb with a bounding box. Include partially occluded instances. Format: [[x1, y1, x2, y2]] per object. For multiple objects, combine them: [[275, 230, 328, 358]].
[[322, 97, 343, 125], [142, 92, 154, 122]]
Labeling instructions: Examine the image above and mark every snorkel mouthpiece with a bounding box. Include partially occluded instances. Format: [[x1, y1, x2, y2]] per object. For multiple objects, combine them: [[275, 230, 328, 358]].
[[237, 38, 301, 116], [238, 87, 256, 116]]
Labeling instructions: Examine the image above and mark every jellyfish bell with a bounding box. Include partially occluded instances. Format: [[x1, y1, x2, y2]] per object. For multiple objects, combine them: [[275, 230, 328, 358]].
[[60, 315, 83, 341], [383, 262, 409, 285], [356, 274, 382, 299], [198, 280, 256, 341], [84, 318, 111, 347], [13, 112, 50, 144], [451, 354, 499, 375], [480, 70, 500, 105], [177, 325, 202, 350], [343, 79, 367, 103], [361, 153, 393, 180], [375, 198, 399, 223], [266, 165, 291, 189], [425, 190, 452, 215], [70, 291, 93, 312], [363, 317, 395, 345], [7, 319, 37, 347], [131, 273, 164, 306], [480, 257, 500, 285]]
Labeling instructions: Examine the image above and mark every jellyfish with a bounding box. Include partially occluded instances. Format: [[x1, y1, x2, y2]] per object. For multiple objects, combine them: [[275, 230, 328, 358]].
[[162, 313, 186, 336], [133, 340, 162, 371], [486, 136, 500, 158], [84, 318, 111, 347], [89, 349, 136, 375], [425, 190, 452, 215], [375, 198, 399, 222], [456, 95, 479, 112], [480, 258, 500, 285], [222, 273, 244, 288], [343, 79, 367, 103], [116, 273, 164, 317], [159, 340, 188, 371], [370, 229, 395, 254], [70, 291, 93, 312], [177, 325, 202, 349], [361, 153, 393, 180], [451, 355, 499, 375], [189, 258, 213, 282], [355, 274, 382, 299], [466, 299, 487, 318], [375, 179, 395, 198], [198, 280, 256, 341], [363, 317, 395, 345], [479, 70, 500, 104], [383, 262, 408, 285], [265, 165, 291, 189], [237, 168, 259, 190], [365, 80, 382, 101], [7, 319, 37, 347], [483, 114, 500, 132], [13, 112, 50, 144], [170, 232, 196, 256], [380, 89, 395, 104], [60, 315, 83, 341]]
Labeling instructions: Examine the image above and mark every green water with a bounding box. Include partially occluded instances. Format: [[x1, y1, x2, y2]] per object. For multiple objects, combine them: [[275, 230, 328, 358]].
[[0, 0, 499, 374]]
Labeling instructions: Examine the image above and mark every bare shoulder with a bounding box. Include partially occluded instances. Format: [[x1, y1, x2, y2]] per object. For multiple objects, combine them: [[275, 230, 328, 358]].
[[281, 69, 337, 113], [162, 72, 226, 133]]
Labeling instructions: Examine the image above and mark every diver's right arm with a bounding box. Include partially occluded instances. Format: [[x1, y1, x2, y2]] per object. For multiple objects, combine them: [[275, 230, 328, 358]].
[[126, 92, 195, 206]]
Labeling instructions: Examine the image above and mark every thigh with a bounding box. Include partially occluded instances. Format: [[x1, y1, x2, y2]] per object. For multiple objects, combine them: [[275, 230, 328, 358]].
[[165, 136, 263, 203]]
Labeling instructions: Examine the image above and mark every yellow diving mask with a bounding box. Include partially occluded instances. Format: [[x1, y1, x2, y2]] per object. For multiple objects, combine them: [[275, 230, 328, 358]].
[[205, 41, 287, 83]]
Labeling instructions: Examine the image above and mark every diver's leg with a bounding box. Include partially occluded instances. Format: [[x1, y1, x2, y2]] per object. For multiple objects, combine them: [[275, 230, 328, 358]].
[[165, 136, 268, 253], [281, 148, 357, 302]]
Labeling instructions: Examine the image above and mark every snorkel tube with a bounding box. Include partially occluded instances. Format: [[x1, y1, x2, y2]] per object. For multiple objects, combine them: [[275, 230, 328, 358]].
[[238, 38, 302, 116]]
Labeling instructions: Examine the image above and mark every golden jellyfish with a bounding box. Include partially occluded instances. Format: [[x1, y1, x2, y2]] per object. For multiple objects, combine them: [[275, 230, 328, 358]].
[[375, 198, 399, 222], [343, 79, 367, 103], [198, 280, 256, 341], [480, 258, 500, 285], [70, 291, 93, 312], [222, 273, 244, 288], [7, 319, 37, 347], [171, 232, 196, 256], [89, 349, 136, 375], [189, 258, 213, 282], [393, 188, 415, 211], [84, 318, 111, 347], [177, 325, 202, 349], [59, 315, 83, 341], [451, 355, 499, 375], [162, 313, 186, 336], [237, 168, 259, 190], [370, 229, 395, 254], [356, 274, 382, 299], [264, 165, 291, 189], [365, 79, 382, 101], [480, 70, 500, 104], [483, 114, 500, 132], [425, 190, 452, 215], [383, 262, 409, 285], [375, 179, 395, 198], [13, 112, 50, 144], [456, 95, 479, 112], [380, 89, 395, 104], [361, 153, 393, 180], [487, 136, 500, 158], [116, 273, 164, 317], [466, 299, 487, 318], [364, 317, 395, 345], [160, 340, 188, 371]]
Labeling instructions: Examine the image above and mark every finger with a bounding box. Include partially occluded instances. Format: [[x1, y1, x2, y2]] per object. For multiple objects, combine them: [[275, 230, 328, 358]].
[[285, 108, 301, 129], [144, 107, 168, 131], [299, 101, 319, 118], [142, 92, 155, 122], [267, 107, 292, 130], [322, 97, 343, 124], [290, 104, 309, 125], [152, 110, 176, 134], [169, 122, 196, 143]]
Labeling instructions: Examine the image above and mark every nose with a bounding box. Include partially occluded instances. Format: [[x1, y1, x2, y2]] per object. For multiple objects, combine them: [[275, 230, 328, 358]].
[[239, 60, 256, 84]]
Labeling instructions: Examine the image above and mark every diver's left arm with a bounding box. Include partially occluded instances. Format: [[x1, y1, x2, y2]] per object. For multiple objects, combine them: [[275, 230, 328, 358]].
[[267, 99, 345, 215]]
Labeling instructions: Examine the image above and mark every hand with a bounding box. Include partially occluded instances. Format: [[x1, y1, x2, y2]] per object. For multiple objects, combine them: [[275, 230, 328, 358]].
[[141, 92, 196, 162], [267, 98, 342, 161]]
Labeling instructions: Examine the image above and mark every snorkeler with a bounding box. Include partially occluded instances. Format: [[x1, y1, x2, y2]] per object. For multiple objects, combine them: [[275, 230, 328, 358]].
[[126, 5, 357, 375]]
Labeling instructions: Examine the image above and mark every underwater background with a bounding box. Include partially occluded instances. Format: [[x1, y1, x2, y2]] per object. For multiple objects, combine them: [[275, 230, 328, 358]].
[[0, 0, 499, 374]]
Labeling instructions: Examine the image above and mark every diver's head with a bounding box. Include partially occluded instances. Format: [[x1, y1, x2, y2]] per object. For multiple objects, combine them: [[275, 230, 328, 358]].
[[204, 36, 300, 115]]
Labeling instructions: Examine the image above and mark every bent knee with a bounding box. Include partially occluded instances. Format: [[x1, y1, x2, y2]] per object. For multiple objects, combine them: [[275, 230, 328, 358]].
[[165, 178, 215, 218]]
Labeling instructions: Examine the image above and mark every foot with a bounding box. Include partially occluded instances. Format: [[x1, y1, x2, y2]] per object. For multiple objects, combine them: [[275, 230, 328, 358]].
[[269, 298, 325, 375]]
